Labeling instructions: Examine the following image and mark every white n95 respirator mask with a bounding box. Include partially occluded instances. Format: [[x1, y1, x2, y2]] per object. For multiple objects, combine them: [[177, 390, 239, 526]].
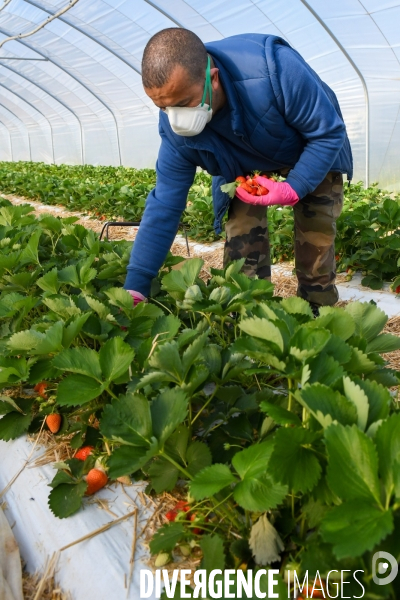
[[165, 56, 213, 137]]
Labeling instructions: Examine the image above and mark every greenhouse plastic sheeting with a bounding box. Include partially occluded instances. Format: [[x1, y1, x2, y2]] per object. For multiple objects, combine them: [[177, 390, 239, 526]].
[[0, 1, 400, 189]]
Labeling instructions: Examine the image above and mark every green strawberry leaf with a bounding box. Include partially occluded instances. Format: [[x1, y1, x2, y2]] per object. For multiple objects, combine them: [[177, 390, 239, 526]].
[[280, 296, 313, 318], [375, 414, 400, 501], [186, 441, 212, 476], [342, 376, 369, 431], [99, 337, 134, 384], [234, 474, 287, 512], [107, 441, 159, 478], [220, 181, 237, 199], [148, 457, 179, 493], [366, 333, 400, 353], [353, 377, 392, 428], [325, 423, 382, 505], [232, 440, 274, 480], [269, 427, 322, 493], [48, 480, 87, 519], [321, 501, 393, 559], [289, 327, 331, 362], [36, 268, 60, 294], [260, 402, 301, 426], [239, 317, 284, 353], [100, 393, 152, 446], [200, 534, 225, 574], [315, 306, 355, 341], [8, 322, 64, 355], [56, 374, 104, 406], [52, 346, 102, 380], [148, 342, 183, 382], [345, 301, 387, 342], [297, 384, 357, 428], [62, 313, 91, 348], [49, 470, 75, 488], [149, 523, 185, 555], [249, 514, 285, 565], [105, 287, 136, 314], [161, 259, 203, 297], [151, 314, 181, 342], [344, 347, 376, 374], [306, 353, 344, 388], [190, 464, 236, 500], [0, 401, 34, 440], [150, 388, 188, 446]]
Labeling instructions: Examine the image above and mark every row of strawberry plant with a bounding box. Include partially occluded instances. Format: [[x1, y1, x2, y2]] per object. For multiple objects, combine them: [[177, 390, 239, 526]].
[[1, 163, 400, 289], [0, 161, 218, 242], [0, 197, 400, 597]]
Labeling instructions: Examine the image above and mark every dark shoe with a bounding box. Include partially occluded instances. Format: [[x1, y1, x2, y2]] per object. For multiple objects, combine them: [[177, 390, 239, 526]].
[[309, 302, 320, 318]]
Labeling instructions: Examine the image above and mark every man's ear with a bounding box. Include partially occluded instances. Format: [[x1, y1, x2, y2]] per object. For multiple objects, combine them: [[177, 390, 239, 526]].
[[210, 67, 220, 91]]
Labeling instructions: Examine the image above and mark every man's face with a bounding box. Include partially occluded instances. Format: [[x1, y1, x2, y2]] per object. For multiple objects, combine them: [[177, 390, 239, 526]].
[[144, 63, 220, 111]]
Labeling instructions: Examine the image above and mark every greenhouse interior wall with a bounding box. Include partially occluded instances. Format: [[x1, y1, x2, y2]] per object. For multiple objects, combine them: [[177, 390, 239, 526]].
[[0, 1, 400, 190]]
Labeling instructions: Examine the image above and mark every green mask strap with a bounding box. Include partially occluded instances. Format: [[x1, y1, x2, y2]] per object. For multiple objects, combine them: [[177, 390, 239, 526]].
[[200, 56, 212, 110]]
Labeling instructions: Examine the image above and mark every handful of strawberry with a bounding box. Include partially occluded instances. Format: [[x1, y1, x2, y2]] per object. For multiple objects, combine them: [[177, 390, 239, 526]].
[[221, 173, 299, 208], [235, 175, 269, 196]]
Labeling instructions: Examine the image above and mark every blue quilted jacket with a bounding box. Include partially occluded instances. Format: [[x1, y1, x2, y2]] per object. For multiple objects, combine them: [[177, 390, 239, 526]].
[[124, 33, 353, 296]]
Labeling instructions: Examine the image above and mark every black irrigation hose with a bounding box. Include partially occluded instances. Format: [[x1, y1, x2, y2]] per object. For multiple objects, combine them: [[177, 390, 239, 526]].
[[99, 220, 191, 257]]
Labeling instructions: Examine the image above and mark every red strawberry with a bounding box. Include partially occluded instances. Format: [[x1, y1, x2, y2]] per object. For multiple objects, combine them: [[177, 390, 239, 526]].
[[239, 182, 253, 193], [174, 500, 190, 512], [34, 381, 48, 399], [85, 468, 108, 495], [306, 585, 326, 598], [190, 513, 203, 535], [395, 285, 400, 294], [165, 510, 178, 522], [258, 186, 268, 195], [235, 176, 246, 183], [75, 446, 94, 461], [46, 413, 62, 434]]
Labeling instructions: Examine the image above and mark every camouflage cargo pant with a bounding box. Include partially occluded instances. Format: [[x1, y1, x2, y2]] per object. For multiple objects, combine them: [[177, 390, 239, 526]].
[[224, 172, 344, 306]]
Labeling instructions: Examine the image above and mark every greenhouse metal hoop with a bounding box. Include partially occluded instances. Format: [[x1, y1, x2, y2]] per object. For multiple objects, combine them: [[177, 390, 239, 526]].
[[0, 99, 32, 161], [0, 25, 122, 165], [0, 80, 55, 163], [0, 59, 83, 164]]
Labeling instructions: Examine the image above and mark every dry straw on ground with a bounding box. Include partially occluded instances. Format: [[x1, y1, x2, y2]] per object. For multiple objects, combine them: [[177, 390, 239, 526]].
[[22, 568, 68, 600]]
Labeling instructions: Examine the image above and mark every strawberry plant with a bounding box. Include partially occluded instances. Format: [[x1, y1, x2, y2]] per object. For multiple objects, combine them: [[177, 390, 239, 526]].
[[0, 191, 400, 597], [1, 163, 400, 290]]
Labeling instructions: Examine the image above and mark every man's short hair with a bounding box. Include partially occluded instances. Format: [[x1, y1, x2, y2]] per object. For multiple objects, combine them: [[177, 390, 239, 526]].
[[142, 28, 208, 89]]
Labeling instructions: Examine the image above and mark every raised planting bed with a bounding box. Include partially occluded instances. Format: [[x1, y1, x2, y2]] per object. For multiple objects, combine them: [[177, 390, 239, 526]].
[[0, 197, 400, 598]]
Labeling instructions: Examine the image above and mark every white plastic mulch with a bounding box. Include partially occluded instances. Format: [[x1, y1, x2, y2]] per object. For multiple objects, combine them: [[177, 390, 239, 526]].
[[271, 263, 400, 318], [0, 437, 156, 600]]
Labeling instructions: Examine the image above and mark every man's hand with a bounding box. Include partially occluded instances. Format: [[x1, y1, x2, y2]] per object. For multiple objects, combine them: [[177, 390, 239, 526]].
[[126, 290, 147, 306], [235, 176, 299, 207]]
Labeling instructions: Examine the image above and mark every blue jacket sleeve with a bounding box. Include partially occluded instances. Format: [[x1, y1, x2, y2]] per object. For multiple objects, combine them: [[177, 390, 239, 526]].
[[274, 45, 347, 198], [124, 132, 196, 296]]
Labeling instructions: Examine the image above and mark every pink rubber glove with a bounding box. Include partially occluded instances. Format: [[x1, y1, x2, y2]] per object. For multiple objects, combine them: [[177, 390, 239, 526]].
[[126, 290, 147, 306], [235, 176, 299, 207]]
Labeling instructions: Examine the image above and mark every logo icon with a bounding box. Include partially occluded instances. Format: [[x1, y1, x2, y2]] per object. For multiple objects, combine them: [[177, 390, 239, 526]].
[[372, 551, 398, 586]]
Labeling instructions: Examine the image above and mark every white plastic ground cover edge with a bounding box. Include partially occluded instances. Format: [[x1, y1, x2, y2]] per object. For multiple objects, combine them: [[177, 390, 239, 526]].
[[0, 436, 157, 600], [272, 264, 400, 318]]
